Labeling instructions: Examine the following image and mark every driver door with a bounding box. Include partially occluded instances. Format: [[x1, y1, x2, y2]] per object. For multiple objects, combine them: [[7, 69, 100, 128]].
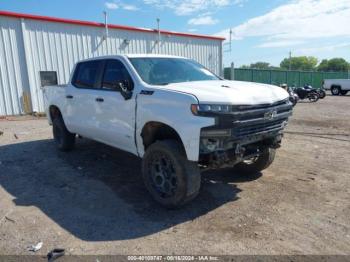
[[93, 59, 137, 154]]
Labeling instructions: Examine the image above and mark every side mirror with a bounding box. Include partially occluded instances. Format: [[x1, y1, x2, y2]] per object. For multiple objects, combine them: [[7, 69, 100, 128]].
[[118, 80, 133, 100]]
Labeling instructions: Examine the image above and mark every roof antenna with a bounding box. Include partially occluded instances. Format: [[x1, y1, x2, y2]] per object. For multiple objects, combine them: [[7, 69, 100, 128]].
[[103, 11, 108, 41]]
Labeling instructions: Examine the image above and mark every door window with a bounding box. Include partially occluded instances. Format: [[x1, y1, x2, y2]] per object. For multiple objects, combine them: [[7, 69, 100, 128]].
[[102, 60, 133, 91], [72, 60, 103, 89]]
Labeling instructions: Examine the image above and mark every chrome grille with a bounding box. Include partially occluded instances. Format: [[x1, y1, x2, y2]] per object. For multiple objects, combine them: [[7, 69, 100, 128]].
[[217, 99, 293, 138]]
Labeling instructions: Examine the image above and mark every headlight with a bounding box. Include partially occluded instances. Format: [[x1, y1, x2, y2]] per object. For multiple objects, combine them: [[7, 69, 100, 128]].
[[191, 104, 231, 115]]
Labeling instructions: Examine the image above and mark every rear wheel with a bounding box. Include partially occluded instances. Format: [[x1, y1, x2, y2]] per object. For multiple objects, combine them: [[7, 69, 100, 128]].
[[52, 117, 75, 151], [142, 140, 200, 208], [340, 90, 348, 96], [234, 147, 276, 174], [331, 86, 340, 95]]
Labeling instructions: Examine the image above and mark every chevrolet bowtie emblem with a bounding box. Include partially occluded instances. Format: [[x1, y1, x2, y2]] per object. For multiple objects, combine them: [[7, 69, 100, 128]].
[[264, 110, 277, 120]]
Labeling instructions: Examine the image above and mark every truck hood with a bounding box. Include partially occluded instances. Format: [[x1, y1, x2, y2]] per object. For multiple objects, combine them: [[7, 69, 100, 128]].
[[160, 80, 289, 105]]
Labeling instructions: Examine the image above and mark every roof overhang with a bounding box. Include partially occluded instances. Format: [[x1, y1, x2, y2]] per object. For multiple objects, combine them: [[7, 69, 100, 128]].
[[0, 10, 225, 41]]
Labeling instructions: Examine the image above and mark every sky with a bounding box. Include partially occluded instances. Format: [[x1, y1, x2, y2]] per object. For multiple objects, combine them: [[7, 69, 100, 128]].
[[1, 0, 350, 67]]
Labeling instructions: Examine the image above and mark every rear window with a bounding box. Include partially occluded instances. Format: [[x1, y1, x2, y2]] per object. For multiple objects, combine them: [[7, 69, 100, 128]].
[[72, 60, 103, 88]]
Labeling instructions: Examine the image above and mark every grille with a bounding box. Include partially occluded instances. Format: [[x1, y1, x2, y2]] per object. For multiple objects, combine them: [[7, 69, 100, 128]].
[[233, 119, 285, 138], [215, 99, 293, 138]]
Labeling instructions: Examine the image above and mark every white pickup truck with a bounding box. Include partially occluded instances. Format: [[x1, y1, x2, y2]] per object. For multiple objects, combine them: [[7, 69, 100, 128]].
[[323, 79, 350, 95], [43, 54, 292, 208]]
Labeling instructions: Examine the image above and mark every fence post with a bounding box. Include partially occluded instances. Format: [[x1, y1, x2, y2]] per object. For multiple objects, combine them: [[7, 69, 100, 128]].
[[230, 62, 235, 80]]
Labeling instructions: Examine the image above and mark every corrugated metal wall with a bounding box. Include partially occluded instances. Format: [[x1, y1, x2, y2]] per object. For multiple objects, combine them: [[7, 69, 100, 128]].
[[0, 15, 222, 115], [0, 17, 30, 115]]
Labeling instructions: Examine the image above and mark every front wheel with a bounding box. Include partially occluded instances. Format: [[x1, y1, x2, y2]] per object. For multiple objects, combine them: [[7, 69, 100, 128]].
[[142, 140, 201, 208], [234, 148, 276, 174], [308, 92, 319, 102], [319, 90, 326, 99], [340, 90, 348, 96]]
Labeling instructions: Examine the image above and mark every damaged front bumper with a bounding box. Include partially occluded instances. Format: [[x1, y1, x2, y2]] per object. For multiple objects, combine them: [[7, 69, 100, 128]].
[[198, 99, 293, 169]]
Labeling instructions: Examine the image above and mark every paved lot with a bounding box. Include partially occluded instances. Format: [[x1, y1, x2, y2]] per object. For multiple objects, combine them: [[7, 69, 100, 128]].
[[0, 95, 349, 255]]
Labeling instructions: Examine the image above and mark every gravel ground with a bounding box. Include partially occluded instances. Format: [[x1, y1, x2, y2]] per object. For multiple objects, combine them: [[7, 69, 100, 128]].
[[0, 95, 349, 255]]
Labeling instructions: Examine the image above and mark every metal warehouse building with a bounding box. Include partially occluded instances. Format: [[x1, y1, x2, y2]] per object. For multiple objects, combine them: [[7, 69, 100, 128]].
[[0, 10, 224, 116]]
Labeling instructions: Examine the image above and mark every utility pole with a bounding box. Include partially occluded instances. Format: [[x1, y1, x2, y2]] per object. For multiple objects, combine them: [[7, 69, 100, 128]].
[[229, 28, 232, 53], [230, 62, 235, 80], [156, 18, 161, 54], [103, 11, 108, 40], [289, 51, 292, 71]]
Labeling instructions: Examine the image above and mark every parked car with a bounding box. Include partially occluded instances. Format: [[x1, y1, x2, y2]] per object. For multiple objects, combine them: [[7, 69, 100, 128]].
[[323, 79, 350, 95], [43, 55, 293, 208]]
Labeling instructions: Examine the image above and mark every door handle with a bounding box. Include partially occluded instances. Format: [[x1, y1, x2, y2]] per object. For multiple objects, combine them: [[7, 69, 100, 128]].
[[95, 97, 104, 102], [66, 95, 73, 99]]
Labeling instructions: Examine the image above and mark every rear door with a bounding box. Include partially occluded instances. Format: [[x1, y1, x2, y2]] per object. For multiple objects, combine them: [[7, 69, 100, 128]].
[[64, 59, 105, 137]]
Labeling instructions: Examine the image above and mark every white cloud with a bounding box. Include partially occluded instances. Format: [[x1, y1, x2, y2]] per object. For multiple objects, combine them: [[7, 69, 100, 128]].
[[105, 2, 118, 9], [144, 0, 243, 16], [121, 4, 139, 11], [105, 1, 139, 11], [188, 15, 219, 25], [188, 28, 198, 32], [295, 42, 350, 55], [257, 40, 305, 48], [216, 0, 350, 44]]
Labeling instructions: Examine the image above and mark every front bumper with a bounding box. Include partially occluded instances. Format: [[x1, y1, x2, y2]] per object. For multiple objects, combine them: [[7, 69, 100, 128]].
[[198, 99, 293, 167]]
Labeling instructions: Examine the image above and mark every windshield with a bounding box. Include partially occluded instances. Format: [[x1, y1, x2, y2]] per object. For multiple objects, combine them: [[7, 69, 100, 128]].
[[128, 57, 220, 85]]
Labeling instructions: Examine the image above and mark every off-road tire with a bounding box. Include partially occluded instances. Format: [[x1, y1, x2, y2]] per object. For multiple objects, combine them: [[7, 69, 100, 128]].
[[52, 117, 75, 151], [142, 140, 201, 208], [340, 90, 348, 96], [331, 86, 340, 95], [234, 147, 276, 174]]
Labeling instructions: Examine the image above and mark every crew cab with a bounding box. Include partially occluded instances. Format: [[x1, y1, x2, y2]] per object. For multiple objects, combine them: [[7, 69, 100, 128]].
[[323, 79, 350, 95], [43, 54, 293, 208]]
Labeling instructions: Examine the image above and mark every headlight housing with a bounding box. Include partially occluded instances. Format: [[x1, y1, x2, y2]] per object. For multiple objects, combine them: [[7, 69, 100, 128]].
[[191, 104, 231, 115]]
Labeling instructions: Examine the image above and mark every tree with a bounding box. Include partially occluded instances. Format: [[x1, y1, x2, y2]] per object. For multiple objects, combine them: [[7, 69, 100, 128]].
[[317, 59, 329, 72], [240, 62, 271, 69], [317, 58, 349, 72], [249, 62, 271, 69], [280, 56, 318, 71]]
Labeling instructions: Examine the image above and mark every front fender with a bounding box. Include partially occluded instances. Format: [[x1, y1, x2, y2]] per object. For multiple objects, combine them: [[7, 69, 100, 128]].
[[136, 89, 214, 161]]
